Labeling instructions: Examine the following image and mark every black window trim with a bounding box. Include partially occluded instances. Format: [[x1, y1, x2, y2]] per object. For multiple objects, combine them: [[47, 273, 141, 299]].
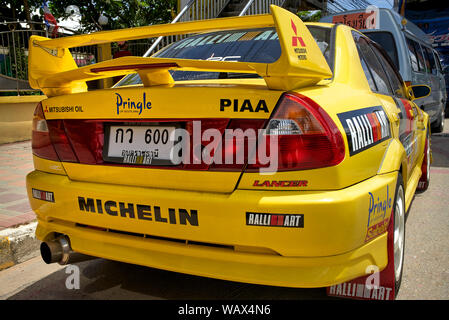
[[353, 31, 393, 96], [363, 30, 400, 72], [353, 31, 408, 99], [369, 40, 408, 99]]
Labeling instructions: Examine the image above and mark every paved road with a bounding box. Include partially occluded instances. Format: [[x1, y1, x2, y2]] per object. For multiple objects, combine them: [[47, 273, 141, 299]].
[[1, 120, 448, 300]]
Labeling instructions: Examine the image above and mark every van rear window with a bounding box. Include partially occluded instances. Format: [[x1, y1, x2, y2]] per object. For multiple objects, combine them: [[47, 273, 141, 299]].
[[406, 37, 419, 72], [364, 31, 399, 71]]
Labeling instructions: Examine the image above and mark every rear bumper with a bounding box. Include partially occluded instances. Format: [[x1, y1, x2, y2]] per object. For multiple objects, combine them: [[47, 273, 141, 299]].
[[27, 169, 397, 288]]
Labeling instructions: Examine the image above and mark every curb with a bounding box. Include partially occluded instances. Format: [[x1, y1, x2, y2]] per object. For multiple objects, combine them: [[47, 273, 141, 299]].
[[0, 221, 40, 271]]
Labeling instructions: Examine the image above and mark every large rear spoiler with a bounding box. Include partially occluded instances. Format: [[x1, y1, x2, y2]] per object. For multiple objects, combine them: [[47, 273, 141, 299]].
[[29, 5, 332, 97]]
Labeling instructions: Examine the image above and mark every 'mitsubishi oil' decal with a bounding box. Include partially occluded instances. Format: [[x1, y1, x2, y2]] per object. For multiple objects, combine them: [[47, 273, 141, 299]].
[[44, 105, 84, 113], [246, 212, 304, 228], [337, 106, 391, 156]]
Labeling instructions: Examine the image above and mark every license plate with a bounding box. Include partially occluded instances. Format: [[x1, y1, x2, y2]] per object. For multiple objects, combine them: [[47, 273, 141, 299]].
[[104, 125, 176, 165]]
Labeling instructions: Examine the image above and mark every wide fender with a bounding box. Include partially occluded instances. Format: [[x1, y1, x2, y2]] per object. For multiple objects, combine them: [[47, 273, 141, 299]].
[[377, 139, 408, 187]]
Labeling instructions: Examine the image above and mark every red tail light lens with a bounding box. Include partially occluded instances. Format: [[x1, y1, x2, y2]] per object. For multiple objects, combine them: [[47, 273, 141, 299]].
[[248, 93, 345, 171], [209, 119, 266, 171], [31, 103, 78, 163], [47, 121, 78, 162], [32, 103, 59, 161]]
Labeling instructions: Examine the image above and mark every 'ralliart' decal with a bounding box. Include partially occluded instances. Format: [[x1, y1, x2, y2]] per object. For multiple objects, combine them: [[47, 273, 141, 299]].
[[246, 212, 304, 228], [32, 188, 55, 202], [328, 282, 394, 300], [337, 106, 391, 156]]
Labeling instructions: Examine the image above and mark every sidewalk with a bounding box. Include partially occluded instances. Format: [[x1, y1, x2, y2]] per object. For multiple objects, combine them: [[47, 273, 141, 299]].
[[0, 141, 39, 270], [0, 141, 35, 230]]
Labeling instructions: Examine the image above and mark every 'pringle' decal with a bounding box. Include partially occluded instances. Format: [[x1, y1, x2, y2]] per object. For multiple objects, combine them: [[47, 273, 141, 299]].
[[338, 106, 391, 156]]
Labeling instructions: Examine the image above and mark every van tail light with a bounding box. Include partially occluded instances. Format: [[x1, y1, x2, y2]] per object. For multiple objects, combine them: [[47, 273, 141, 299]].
[[32, 103, 78, 162], [248, 93, 345, 171]]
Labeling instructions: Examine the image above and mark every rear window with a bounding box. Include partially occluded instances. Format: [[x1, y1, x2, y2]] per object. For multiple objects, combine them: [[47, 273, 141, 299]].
[[412, 40, 426, 72], [424, 46, 437, 75], [116, 26, 333, 86], [364, 31, 399, 71], [406, 37, 419, 72]]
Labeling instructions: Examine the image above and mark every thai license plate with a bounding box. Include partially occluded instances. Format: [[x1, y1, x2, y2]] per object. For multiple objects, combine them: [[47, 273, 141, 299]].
[[104, 125, 176, 165]]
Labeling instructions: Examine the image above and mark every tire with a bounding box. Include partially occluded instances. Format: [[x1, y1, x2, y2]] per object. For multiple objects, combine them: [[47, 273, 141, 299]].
[[389, 172, 406, 297], [417, 130, 431, 192], [432, 107, 445, 133]]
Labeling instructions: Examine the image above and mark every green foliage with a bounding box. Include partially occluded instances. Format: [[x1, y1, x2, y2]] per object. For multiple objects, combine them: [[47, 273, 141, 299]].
[[9, 35, 28, 80], [48, 0, 178, 33], [297, 10, 322, 22], [0, 0, 43, 27], [1, 1, 177, 33]]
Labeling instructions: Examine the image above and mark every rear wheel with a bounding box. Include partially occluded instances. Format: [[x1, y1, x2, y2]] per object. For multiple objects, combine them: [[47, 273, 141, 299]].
[[387, 172, 405, 298]]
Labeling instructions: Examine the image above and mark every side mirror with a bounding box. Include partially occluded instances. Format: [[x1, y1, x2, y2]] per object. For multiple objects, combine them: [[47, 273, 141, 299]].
[[410, 85, 431, 100]]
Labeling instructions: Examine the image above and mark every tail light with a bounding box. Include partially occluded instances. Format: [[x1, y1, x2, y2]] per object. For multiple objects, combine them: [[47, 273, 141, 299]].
[[47, 121, 78, 162], [248, 93, 345, 171], [32, 103, 78, 162], [209, 119, 266, 171], [32, 103, 59, 161]]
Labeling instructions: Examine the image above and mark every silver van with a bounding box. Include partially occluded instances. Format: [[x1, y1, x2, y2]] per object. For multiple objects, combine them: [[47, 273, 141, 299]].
[[321, 8, 447, 132]]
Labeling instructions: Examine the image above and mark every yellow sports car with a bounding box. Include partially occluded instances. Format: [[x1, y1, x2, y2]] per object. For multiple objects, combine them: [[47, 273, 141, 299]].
[[27, 5, 431, 300]]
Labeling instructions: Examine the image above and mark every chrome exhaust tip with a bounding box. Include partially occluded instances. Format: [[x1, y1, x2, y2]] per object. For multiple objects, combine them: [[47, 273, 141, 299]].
[[40, 236, 95, 265]]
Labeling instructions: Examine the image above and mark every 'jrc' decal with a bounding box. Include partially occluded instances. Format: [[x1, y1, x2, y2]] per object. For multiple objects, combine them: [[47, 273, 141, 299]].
[[338, 106, 391, 156]]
